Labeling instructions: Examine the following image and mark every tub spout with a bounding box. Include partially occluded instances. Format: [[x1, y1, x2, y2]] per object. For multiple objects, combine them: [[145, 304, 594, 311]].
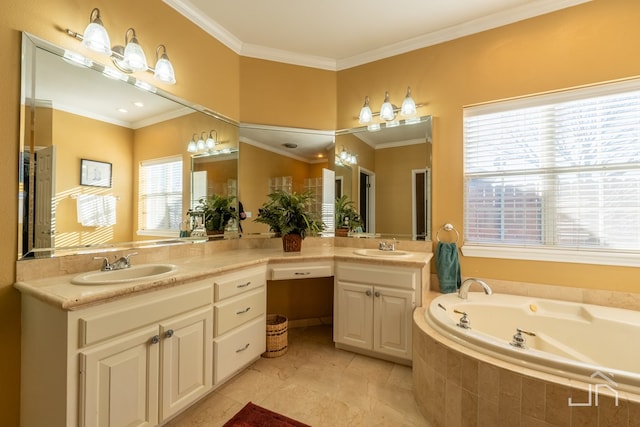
[[458, 278, 493, 299]]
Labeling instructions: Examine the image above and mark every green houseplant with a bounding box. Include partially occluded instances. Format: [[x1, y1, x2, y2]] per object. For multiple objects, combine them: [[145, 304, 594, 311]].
[[188, 194, 238, 235], [335, 195, 363, 236], [254, 190, 323, 251]]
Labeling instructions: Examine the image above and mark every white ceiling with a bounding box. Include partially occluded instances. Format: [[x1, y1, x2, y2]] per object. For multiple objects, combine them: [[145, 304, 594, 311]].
[[163, 0, 590, 70]]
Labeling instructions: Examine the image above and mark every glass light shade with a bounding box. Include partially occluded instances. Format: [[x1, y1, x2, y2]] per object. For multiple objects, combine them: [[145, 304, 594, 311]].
[[340, 149, 348, 160], [82, 9, 111, 54], [206, 136, 215, 149], [187, 139, 197, 153], [154, 46, 176, 84], [154, 57, 175, 84], [401, 87, 417, 116], [358, 96, 372, 124], [196, 136, 205, 151], [123, 31, 147, 72], [379, 92, 395, 121]]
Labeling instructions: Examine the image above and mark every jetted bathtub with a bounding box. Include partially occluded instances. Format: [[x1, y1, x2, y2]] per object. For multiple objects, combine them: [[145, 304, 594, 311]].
[[426, 292, 640, 394]]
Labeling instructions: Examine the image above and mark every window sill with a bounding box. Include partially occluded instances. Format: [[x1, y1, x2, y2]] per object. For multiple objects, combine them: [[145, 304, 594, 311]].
[[460, 245, 640, 268], [137, 230, 180, 238]]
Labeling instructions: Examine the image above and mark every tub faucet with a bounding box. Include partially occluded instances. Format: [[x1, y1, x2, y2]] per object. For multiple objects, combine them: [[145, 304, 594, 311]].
[[458, 278, 493, 299]]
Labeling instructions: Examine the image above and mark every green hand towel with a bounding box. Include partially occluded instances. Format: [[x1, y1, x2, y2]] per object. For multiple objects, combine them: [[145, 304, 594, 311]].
[[436, 242, 460, 293]]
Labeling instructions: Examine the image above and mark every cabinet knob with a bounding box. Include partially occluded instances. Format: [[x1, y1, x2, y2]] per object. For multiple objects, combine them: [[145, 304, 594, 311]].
[[150, 335, 160, 345], [374, 291, 381, 298], [365, 290, 372, 297], [165, 329, 174, 338]]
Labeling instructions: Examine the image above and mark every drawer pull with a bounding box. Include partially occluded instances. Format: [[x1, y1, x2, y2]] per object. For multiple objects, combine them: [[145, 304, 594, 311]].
[[236, 307, 251, 315], [150, 335, 160, 345], [237, 281, 251, 288], [294, 272, 311, 276], [236, 343, 251, 353]]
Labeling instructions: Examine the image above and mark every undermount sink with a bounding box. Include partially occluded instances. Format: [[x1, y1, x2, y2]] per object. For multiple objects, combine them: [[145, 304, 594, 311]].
[[353, 248, 411, 257], [71, 264, 178, 285]]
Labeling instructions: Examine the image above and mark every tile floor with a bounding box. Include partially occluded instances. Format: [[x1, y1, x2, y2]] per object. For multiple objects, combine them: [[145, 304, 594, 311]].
[[165, 324, 431, 426]]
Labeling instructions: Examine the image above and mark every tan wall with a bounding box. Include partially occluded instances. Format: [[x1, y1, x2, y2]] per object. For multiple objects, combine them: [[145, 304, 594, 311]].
[[239, 57, 337, 129], [53, 110, 134, 247], [193, 159, 238, 197], [375, 143, 427, 235], [337, 0, 640, 291]]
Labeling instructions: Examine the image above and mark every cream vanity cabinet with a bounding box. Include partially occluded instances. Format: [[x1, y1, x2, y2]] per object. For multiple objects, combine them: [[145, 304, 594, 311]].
[[334, 261, 419, 362], [212, 265, 267, 384], [20, 280, 213, 427]]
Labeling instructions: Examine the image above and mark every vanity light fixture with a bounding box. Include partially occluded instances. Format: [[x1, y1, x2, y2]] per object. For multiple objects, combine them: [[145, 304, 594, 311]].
[[337, 147, 357, 165], [358, 86, 420, 125], [66, 8, 177, 84], [187, 130, 219, 154]]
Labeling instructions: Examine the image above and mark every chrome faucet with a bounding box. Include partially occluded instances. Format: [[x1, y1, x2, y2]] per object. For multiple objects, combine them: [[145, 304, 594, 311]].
[[458, 278, 493, 299], [93, 252, 138, 271], [378, 239, 397, 251], [112, 252, 138, 270]]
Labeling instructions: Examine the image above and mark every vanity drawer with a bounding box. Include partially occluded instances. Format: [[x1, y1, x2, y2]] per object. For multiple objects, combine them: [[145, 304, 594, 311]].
[[214, 266, 266, 302], [78, 282, 212, 347], [270, 262, 333, 280], [214, 288, 265, 336], [213, 316, 265, 384], [336, 262, 417, 290]]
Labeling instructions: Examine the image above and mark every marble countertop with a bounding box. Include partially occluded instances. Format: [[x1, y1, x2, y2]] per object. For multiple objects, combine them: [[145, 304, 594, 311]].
[[15, 246, 432, 311]]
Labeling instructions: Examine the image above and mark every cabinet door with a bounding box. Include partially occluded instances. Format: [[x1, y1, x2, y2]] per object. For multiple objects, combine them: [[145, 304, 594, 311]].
[[373, 286, 415, 359], [336, 282, 373, 350], [160, 307, 212, 421], [80, 326, 160, 427]]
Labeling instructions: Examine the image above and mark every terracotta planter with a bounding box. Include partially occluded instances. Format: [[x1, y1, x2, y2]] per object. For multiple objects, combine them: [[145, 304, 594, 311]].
[[282, 234, 302, 252], [335, 228, 349, 237]]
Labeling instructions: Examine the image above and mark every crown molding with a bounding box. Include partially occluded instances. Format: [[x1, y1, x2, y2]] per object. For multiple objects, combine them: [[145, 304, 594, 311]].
[[164, 0, 591, 71]]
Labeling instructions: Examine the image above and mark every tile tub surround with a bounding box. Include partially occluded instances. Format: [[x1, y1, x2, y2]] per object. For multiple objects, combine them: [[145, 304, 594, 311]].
[[412, 306, 640, 427]]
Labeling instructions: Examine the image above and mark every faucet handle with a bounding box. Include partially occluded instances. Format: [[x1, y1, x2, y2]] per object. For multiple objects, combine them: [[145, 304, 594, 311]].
[[124, 252, 138, 262], [93, 256, 112, 271], [453, 309, 471, 329]]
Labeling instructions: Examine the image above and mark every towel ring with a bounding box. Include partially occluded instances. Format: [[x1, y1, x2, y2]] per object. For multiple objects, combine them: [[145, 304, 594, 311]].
[[436, 223, 459, 243]]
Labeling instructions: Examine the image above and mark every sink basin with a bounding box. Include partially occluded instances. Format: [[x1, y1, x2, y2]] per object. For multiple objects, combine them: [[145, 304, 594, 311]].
[[353, 248, 411, 257], [71, 264, 178, 285]]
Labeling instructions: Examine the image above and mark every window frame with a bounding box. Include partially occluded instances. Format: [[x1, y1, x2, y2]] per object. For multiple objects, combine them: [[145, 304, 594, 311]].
[[137, 155, 183, 237]]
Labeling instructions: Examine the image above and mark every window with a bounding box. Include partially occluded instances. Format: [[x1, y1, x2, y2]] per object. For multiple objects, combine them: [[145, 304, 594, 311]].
[[463, 79, 640, 266], [138, 156, 183, 236]]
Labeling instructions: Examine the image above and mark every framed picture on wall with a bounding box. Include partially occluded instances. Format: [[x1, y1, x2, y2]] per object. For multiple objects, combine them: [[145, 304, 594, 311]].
[[80, 159, 112, 188]]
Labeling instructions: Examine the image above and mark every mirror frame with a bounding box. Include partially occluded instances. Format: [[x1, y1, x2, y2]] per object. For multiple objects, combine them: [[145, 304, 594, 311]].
[[18, 32, 239, 259]]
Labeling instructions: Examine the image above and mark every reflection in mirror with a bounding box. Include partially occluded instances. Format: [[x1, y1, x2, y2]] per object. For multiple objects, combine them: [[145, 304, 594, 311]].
[[18, 33, 238, 259], [238, 124, 334, 236], [335, 116, 432, 240]]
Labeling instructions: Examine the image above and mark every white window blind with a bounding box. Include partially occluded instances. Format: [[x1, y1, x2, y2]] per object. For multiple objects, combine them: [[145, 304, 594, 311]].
[[463, 79, 640, 260], [138, 156, 183, 234]]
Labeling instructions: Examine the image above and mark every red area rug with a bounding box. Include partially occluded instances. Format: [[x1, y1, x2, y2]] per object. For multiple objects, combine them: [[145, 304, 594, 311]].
[[223, 402, 311, 427]]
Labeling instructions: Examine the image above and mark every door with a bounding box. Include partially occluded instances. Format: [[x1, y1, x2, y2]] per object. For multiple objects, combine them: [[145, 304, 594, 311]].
[[80, 326, 160, 427], [358, 167, 375, 233], [412, 169, 430, 240], [373, 286, 415, 359], [336, 282, 373, 350], [160, 307, 212, 421], [34, 145, 56, 250]]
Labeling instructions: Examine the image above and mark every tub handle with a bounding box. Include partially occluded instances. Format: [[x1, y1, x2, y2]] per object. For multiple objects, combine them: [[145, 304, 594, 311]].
[[510, 328, 536, 349], [453, 309, 471, 329]]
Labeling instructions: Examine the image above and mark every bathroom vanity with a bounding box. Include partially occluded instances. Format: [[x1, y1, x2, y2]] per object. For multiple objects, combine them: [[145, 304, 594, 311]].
[[15, 245, 431, 427]]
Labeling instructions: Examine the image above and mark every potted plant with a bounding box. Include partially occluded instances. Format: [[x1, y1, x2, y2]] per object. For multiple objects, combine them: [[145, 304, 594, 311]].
[[335, 195, 362, 237], [188, 193, 238, 235], [254, 190, 324, 252]]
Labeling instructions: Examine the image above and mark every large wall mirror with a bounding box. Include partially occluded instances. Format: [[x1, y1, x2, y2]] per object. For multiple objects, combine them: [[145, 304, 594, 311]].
[[18, 32, 238, 259], [335, 116, 433, 240]]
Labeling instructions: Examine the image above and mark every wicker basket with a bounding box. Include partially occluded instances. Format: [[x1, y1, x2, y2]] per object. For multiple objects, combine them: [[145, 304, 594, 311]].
[[262, 314, 288, 358], [282, 234, 302, 252]]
